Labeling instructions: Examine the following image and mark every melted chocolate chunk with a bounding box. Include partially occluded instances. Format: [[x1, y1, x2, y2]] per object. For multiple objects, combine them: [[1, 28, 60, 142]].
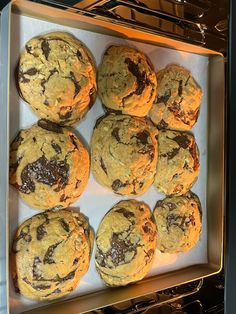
[[73, 258, 79, 265], [115, 208, 135, 219], [77, 50, 82, 59], [172, 134, 190, 149], [178, 80, 183, 96], [43, 241, 62, 264], [41, 79, 46, 93], [37, 224, 47, 241], [44, 99, 49, 106], [97, 232, 139, 267], [38, 119, 63, 133], [45, 288, 61, 297], [60, 218, 70, 232], [94, 115, 105, 128], [41, 39, 51, 60], [143, 224, 150, 233], [19, 71, 30, 83], [51, 142, 62, 154], [54, 269, 76, 283], [156, 90, 171, 104], [125, 58, 149, 95], [167, 214, 190, 231], [32, 284, 51, 291], [69, 71, 81, 98], [112, 179, 125, 192], [19, 155, 69, 194], [100, 158, 107, 174], [157, 119, 168, 130], [111, 127, 120, 142], [15, 225, 32, 243], [24, 68, 38, 76], [135, 130, 149, 145], [161, 147, 179, 160], [25, 45, 33, 54], [32, 257, 42, 280]]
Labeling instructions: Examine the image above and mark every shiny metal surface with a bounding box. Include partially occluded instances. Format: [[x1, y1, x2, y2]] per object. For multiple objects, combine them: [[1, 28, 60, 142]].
[[33, 0, 227, 53]]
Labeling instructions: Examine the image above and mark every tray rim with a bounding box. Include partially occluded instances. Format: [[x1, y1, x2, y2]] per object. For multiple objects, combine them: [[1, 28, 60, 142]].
[[1, 1, 225, 313]]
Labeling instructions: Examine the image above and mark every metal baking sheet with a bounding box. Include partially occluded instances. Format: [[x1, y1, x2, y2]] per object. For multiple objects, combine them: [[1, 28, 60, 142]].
[[0, 1, 224, 314]]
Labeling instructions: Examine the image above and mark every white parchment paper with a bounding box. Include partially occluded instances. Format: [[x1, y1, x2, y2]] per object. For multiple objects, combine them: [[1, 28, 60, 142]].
[[9, 13, 208, 314]]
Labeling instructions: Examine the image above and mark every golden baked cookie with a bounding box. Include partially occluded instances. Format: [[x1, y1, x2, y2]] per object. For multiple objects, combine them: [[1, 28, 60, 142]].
[[91, 114, 158, 196], [18, 32, 97, 125], [98, 45, 157, 117], [154, 130, 200, 196], [95, 200, 157, 286], [149, 64, 202, 131], [153, 192, 202, 253], [9, 119, 89, 210], [12, 209, 92, 300]]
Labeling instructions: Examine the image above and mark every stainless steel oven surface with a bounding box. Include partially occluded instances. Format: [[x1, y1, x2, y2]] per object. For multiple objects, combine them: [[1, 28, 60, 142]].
[[0, 1, 228, 314]]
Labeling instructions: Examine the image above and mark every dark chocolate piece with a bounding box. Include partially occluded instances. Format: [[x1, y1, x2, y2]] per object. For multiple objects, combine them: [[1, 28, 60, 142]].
[[100, 158, 107, 175], [111, 127, 120, 142], [24, 68, 38, 76], [69, 71, 81, 98], [135, 130, 149, 145], [36, 224, 47, 241], [96, 232, 139, 267], [112, 179, 125, 192], [157, 119, 168, 130], [73, 258, 79, 265], [115, 208, 135, 219], [43, 241, 62, 264], [156, 90, 171, 104], [178, 80, 183, 96], [51, 142, 62, 154], [38, 119, 63, 134], [15, 225, 32, 243], [60, 218, 70, 232], [41, 39, 51, 60], [161, 147, 179, 160], [19, 155, 69, 194], [172, 134, 190, 149], [125, 58, 149, 95]]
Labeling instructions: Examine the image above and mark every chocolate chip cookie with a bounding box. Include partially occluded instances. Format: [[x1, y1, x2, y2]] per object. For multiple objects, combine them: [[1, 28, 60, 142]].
[[12, 209, 93, 300], [98, 45, 157, 117], [18, 32, 97, 125], [153, 192, 202, 253], [95, 200, 157, 286], [9, 119, 89, 210], [154, 130, 200, 196], [149, 64, 202, 131], [91, 114, 158, 196]]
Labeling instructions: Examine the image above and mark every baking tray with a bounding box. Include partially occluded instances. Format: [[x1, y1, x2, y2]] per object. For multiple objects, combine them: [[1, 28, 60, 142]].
[[0, 0, 225, 313]]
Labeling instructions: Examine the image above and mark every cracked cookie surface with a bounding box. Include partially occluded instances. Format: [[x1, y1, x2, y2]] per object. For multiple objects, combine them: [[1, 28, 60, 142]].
[[95, 200, 157, 286], [154, 130, 200, 196], [153, 192, 202, 253], [12, 209, 92, 300], [149, 64, 202, 131], [9, 119, 90, 210], [91, 114, 158, 196], [98, 45, 157, 117], [18, 32, 97, 125]]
